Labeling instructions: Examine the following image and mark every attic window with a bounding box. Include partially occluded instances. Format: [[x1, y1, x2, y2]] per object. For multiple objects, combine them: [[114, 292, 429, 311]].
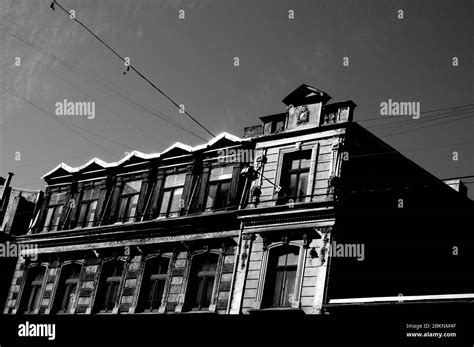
[[43, 192, 67, 232], [263, 117, 286, 135]]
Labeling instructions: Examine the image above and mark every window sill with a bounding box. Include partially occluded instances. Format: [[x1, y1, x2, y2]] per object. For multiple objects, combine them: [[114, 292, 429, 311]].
[[175, 310, 218, 315], [247, 307, 305, 315]]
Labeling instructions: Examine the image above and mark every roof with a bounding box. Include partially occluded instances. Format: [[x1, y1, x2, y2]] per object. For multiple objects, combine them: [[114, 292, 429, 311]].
[[41, 132, 248, 179], [282, 83, 332, 107]]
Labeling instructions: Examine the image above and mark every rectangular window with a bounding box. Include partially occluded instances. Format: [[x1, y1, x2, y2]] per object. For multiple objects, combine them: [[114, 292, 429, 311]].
[[263, 246, 300, 308], [19, 267, 45, 314], [184, 254, 218, 312], [53, 265, 81, 314], [77, 187, 100, 227], [158, 173, 185, 218], [137, 258, 169, 312], [277, 150, 312, 205], [205, 166, 233, 212], [94, 261, 124, 313], [43, 192, 66, 231], [117, 180, 142, 222]]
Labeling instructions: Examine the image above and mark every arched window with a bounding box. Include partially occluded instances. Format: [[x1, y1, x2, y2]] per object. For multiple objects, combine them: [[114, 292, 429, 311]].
[[137, 257, 170, 312], [18, 266, 46, 314], [93, 260, 124, 313], [262, 245, 300, 308], [52, 263, 81, 313], [184, 253, 218, 311]]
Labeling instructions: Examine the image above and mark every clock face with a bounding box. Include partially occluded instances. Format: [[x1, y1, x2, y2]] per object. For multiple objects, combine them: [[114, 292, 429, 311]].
[[296, 105, 309, 124]]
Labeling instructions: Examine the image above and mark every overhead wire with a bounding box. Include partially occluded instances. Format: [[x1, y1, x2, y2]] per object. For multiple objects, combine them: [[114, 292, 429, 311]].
[[51, 0, 215, 138], [0, 22, 208, 142], [0, 82, 122, 159]]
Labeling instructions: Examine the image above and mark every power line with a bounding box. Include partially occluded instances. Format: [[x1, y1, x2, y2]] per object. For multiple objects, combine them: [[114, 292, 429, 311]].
[[381, 113, 473, 138], [2, 32, 170, 149], [51, 0, 215, 138], [365, 107, 474, 131], [347, 140, 474, 160], [359, 103, 474, 122], [0, 24, 208, 142], [0, 82, 121, 159]]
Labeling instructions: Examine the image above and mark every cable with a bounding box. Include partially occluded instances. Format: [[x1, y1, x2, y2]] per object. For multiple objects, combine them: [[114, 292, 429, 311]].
[[0, 82, 121, 159], [359, 103, 474, 122], [365, 107, 474, 131], [51, 0, 215, 138], [0, 82, 130, 153], [381, 113, 473, 138], [2, 32, 169, 149], [347, 140, 474, 160], [0, 25, 208, 142]]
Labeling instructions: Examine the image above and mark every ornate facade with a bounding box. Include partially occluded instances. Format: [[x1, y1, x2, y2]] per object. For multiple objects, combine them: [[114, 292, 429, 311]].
[[4, 84, 473, 316]]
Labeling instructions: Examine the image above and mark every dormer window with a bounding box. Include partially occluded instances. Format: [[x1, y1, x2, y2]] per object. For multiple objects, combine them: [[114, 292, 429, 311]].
[[77, 187, 100, 227], [117, 180, 142, 223], [43, 192, 67, 231], [158, 173, 185, 218], [205, 166, 233, 212], [262, 113, 286, 135]]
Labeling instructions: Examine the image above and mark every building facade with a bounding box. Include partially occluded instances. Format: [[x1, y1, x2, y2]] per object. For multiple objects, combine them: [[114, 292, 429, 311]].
[[3, 84, 473, 315], [0, 173, 43, 313]]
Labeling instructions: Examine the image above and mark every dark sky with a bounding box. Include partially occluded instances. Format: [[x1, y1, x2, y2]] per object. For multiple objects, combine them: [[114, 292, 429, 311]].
[[0, 0, 472, 197]]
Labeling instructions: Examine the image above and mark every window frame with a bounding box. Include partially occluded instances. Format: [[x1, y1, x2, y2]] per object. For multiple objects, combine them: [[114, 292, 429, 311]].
[[274, 143, 319, 205], [136, 256, 171, 313], [277, 150, 312, 204], [17, 265, 47, 314], [255, 241, 306, 310], [204, 165, 233, 212], [52, 263, 82, 314], [93, 260, 125, 314], [116, 180, 142, 223], [157, 173, 186, 218], [262, 245, 300, 308], [77, 186, 101, 228], [182, 251, 222, 313], [43, 191, 67, 232]]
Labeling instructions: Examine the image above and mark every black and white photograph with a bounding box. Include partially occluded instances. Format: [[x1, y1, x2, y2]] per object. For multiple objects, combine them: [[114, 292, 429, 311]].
[[0, 0, 472, 345]]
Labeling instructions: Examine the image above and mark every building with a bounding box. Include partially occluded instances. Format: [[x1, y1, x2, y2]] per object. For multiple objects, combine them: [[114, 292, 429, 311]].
[[3, 84, 473, 315], [0, 173, 43, 312]]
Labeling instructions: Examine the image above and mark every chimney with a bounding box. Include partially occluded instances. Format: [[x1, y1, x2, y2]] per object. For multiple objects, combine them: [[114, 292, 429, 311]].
[[442, 179, 468, 197]]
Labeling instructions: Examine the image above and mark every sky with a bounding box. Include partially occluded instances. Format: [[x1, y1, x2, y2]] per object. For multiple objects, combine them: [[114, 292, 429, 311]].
[[0, 0, 472, 197]]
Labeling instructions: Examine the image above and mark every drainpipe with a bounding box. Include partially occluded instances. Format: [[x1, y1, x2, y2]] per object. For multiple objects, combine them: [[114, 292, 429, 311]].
[[226, 220, 244, 314], [0, 172, 14, 227], [226, 173, 251, 314]]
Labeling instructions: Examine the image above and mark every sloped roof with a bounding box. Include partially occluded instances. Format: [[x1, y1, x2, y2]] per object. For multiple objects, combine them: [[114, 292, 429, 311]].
[[282, 83, 332, 106], [41, 132, 248, 179]]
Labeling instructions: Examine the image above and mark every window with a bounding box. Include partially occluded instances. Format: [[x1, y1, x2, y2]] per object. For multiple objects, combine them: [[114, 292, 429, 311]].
[[277, 150, 312, 205], [158, 173, 185, 218], [94, 261, 124, 313], [77, 187, 100, 227], [43, 192, 66, 231], [205, 166, 233, 211], [18, 266, 45, 314], [117, 180, 142, 222], [52, 264, 81, 313], [262, 246, 300, 308], [137, 257, 170, 312], [184, 253, 218, 311]]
